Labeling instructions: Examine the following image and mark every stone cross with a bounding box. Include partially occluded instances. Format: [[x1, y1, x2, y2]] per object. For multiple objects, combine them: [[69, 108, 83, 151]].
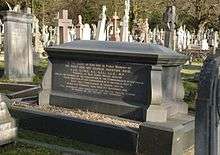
[[110, 12, 120, 41], [164, 6, 177, 50], [58, 10, 72, 44]]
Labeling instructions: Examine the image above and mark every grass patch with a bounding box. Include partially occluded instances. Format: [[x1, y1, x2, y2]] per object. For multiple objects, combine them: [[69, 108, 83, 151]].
[[183, 81, 198, 110], [33, 59, 48, 85], [0, 143, 58, 155], [181, 62, 202, 110]]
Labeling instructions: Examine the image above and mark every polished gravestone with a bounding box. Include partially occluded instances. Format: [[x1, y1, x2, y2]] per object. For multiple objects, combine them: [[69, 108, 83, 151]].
[[0, 95, 17, 146], [40, 40, 188, 122], [195, 54, 220, 155]]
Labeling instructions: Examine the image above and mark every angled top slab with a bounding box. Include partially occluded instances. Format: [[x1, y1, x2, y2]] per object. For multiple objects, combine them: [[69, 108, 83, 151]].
[[46, 40, 187, 65]]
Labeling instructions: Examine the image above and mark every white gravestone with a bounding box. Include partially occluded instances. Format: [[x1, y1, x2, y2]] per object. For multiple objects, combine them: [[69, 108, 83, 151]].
[[120, 0, 130, 42], [42, 25, 49, 47], [33, 16, 45, 58], [0, 19, 2, 46], [91, 24, 97, 40], [186, 31, 191, 49], [96, 6, 107, 41], [177, 26, 184, 51], [69, 26, 76, 41], [82, 24, 91, 40]]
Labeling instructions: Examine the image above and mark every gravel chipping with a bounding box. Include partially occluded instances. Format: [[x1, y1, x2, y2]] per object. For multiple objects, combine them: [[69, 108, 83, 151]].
[[12, 102, 141, 129]]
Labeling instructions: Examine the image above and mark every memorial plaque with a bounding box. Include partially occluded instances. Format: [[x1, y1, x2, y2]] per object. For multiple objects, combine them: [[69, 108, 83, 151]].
[[41, 41, 187, 121], [52, 60, 150, 104]]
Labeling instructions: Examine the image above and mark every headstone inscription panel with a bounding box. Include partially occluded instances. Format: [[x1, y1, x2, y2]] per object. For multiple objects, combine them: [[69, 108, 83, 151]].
[[52, 60, 150, 104], [40, 41, 188, 122]]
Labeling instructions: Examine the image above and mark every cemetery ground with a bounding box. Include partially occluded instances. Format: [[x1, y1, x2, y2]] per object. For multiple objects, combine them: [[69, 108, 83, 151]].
[[0, 60, 200, 155]]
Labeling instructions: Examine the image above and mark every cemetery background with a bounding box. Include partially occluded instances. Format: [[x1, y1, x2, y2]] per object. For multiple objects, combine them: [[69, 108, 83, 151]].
[[0, 0, 219, 154]]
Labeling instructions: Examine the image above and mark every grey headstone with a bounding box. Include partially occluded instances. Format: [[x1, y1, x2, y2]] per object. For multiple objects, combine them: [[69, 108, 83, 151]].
[[164, 6, 177, 50], [0, 11, 34, 82], [195, 55, 220, 155]]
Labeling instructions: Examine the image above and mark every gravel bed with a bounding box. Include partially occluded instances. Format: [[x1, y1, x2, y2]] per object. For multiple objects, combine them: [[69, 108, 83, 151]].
[[12, 102, 141, 129]]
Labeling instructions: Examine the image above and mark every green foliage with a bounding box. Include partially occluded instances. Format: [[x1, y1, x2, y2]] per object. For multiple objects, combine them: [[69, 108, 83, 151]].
[[181, 62, 202, 110], [82, 0, 100, 24], [0, 0, 220, 32], [183, 81, 198, 110], [148, 11, 164, 29]]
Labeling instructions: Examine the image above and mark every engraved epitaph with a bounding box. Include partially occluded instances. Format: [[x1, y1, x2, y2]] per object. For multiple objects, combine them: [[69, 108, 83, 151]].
[[53, 60, 149, 103]]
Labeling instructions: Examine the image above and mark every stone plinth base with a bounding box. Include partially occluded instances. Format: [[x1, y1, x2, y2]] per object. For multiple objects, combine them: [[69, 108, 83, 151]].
[[146, 102, 188, 122], [139, 114, 194, 155]]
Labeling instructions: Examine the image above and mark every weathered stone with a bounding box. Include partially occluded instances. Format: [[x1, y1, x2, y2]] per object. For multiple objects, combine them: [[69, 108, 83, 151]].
[[164, 6, 177, 50], [0, 95, 17, 146], [0, 10, 34, 82]]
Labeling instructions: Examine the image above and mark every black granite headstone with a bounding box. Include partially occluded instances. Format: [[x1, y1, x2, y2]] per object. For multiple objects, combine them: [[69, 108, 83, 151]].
[[195, 55, 220, 155], [40, 41, 187, 121]]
